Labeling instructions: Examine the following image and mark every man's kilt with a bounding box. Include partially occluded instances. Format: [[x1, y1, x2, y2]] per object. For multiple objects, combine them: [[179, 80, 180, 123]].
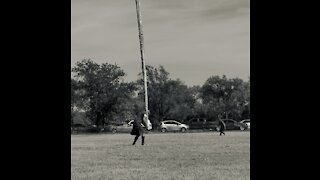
[[130, 121, 144, 136]]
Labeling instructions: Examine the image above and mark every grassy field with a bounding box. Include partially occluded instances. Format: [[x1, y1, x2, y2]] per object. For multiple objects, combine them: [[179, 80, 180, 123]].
[[71, 131, 250, 180]]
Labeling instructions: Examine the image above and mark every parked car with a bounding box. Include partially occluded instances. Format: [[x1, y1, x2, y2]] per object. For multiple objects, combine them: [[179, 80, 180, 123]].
[[160, 120, 189, 133], [110, 120, 146, 133], [71, 123, 86, 133], [186, 118, 216, 130], [71, 124, 101, 133], [215, 119, 248, 131], [240, 119, 250, 129]]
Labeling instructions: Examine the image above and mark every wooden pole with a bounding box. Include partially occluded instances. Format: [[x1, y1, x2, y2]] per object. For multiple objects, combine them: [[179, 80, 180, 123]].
[[135, 0, 149, 117]]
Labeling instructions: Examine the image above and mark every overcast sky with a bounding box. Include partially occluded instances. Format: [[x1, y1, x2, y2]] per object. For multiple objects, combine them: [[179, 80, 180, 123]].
[[71, 0, 250, 86]]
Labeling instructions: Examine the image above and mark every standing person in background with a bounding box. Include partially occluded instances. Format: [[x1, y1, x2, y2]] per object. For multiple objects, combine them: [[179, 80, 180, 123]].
[[218, 115, 226, 136]]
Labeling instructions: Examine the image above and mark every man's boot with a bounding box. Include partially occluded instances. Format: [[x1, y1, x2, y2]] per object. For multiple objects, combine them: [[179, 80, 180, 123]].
[[141, 136, 145, 145], [132, 136, 139, 145]]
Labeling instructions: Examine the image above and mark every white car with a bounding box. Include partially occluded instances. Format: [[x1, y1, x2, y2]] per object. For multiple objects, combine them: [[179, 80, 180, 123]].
[[160, 120, 189, 133], [240, 119, 250, 129]]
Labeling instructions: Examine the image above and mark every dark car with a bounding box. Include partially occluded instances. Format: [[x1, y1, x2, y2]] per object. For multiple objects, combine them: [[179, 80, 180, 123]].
[[216, 119, 248, 131], [71, 124, 101, 133], [110, 120, 147, 133], [186, 118, 216, 130]]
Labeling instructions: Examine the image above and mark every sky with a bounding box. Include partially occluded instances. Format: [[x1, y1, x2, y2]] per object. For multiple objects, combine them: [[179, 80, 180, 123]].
[[71, 0, 250, 86]]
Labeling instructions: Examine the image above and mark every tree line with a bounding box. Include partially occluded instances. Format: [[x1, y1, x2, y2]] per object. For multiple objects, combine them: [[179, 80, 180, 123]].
[[71, 59, 250, 129]]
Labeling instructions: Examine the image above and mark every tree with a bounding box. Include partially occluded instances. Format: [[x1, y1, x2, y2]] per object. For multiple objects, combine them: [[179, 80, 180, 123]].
[[162, 79, 196, 121], [71, 79, 82, 125], [71, 59, 137, 126], [136, 65, 196, 127], [71, 79, 76, 125], [200, 75, 250, 121]]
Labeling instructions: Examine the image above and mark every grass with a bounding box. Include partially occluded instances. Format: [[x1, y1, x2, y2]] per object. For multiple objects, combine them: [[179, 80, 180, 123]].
[[71, 131, 250, 180]]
